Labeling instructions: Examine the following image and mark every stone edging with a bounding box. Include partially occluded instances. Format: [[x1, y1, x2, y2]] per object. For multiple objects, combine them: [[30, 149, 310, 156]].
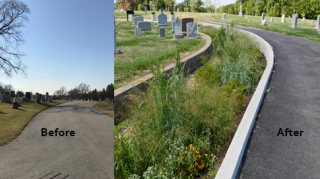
[[114, 32, 213, 121], [197, 22, 274, 179]]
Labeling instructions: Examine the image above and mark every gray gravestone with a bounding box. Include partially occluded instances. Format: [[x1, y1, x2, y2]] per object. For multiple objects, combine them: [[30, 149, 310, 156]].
[[261, 19, 267, 25], [177, 8, 179, 12], [137, 21, 151, 31], [298, 22, 301, 27], [311, 19, 314, 25], [261, 13, 265, 21], [170, 21, 176, 33], [22, 97, 28, 102], [158, 14, 168, 27], [186, 22, 197, 39], [289, 16, 291, 18], [120, 9, 124, 13], [135, 27, 142, 36], [248, 19, 251, 22], [315, 14, 320, 30], [1, 94, 11, 103], [45, 92, 49, 101], [174, 17, 184, 40], [159, 27, 165, 37], [292, 14, 298, 28], [129, 14, 133, 21], [48, 96, 52, 102], [281, 14, 285, 23], [151, 13, 156, 21], [114, 30, 120, 54], [302, 17, 305, 21], [41, 96, 45, 102], [181, 18, 194, 35], [12, 102, 18, 109], [133, 16, 144, 26], [270, 18, 273, 22]]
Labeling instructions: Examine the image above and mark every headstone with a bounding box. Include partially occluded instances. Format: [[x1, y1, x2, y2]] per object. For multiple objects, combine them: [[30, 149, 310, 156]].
[[159, 7, 163, 15], [270, 18, 273, 22], [302, 17, 305, 21], [186, 22, 197, 39], [12, 102, 18, 109], [221, 13, 226, 20], [289, 16, 291, 18], [137, 21, 151, 31], [18, 92, 23, 97], [261, 13, 265, 21], [181, 18, 194, 35], [48, 96, 52, 102], [129, 14, 134, 21], [158, 14, 168, 27], [281, 14, 285, 23], [298, 22, 301, 27], [14, 97, 21, 106], [170, 14, 175, 22], [174, 17, 184, 40], [239, 3, 243, 16], [151, 13, 156, 21], [36, 97, 40, 103], [120, 9, 124, 13], [159, 27, 165, 37], [114, 30, 120, 54], [315, 14, 320, 30], [311, 19, 314, 25], [133, 16, 144, 26], [1, 94, 11, 103], [10, 91, 15, 97], [248, 19, 251, 22], [26, 92, 31, 100], [135, 27, 142, 36], [41, 95, 45, 102], [21, 97, 28, 102], [245, 17, 247, 19], [45, 92, 49, 101], [292, 14, 298, 28], [261, 19, 267, 25], [197, 27, 200, 32], [170, 21, 176, 33], [177, 8, 179, 12]]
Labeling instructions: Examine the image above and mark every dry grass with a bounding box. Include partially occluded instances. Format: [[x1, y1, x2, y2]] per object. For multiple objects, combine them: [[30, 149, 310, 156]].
[[90, 101, 114, 118], [0, 99, 70, 147]]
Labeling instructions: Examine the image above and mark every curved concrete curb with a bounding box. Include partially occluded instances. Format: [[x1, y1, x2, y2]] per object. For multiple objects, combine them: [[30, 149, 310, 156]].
[[197, 22, 274, 179], [114, 32, 213, 121]]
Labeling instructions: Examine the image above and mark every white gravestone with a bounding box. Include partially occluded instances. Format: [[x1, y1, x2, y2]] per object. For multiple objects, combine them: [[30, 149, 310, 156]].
[[129, 14, 133, 21], [158, 14, 168, 27], [281, 14, 285, 23], [170, 21, 176, 33], [315, 14, 320, 30], [177, 8, 179, 12], [114, 30, 120, 54], [248, 19, 251, 22], [186, 22, 197, 39], [135, 27, 142, 36], [311, 19, 314, 25], [302, 17, 305, 21], [270, 18, 273, 22], [174, 18, 184, 40], [14, 97, 21, 106], [261, 19, 267, 25], [120, 9, 124, 13], [239, 3, 243, 16]]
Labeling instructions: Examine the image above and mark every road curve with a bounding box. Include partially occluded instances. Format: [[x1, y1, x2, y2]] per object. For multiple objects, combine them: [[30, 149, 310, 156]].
[[0, 101, 113, 179], [235, 28, 320, 178]]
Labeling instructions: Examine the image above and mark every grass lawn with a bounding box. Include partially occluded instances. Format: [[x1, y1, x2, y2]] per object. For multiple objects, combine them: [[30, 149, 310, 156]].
[[90, 101, 114, 118], [114, 20, 206, 89], [115, 11, 320, 44], [0, 99, 71, 147]]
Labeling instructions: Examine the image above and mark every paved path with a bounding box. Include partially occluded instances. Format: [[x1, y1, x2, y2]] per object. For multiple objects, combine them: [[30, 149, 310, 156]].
[[0, 101, 113, 179], [202, 21, 320, 178], [234, 27, 320, 178]]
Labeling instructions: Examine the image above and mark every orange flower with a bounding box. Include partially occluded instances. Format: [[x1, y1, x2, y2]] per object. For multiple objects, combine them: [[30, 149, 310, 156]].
[[196, 150, 199, 154], [201, 158, 204, 162], [202, 163, 205, 167], [190, 143, 193, 147], [194, 169, 197, 172], [181, 168, 183, 171], [193, 147, 196, 151], [186, 161, 189, 165], [198, 165, 202, 169], [194, 154, 197, 158], [199, 155, 202, 158], [175, 162, 178, 166], [184, 171, 186, 175], [181, 156, 184, 159], [186, 147, 189, 150], [185, 157, 188, 161], [177, 171, 179, 174], [188, 168, 190, 171], [195, 162, 198, 166], [205, 154, 208, 157], [193, 158, 197, 161]]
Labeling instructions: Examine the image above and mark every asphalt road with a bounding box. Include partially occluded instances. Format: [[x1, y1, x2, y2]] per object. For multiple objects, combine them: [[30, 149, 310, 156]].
[[235, 28, 320, 178], [0, 101, 113, 179]]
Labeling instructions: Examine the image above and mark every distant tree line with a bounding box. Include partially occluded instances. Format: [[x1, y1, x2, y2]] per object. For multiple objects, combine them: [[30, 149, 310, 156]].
[[54, 83, 114, 101], [222, 0, 320, 19]]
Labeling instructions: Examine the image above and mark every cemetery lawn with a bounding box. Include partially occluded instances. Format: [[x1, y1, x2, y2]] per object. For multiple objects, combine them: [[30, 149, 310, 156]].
[[0, 99, 70, 147], [114, 20, 206, 89], [115, 11, 320, 44], [90, 101, 114, 118]]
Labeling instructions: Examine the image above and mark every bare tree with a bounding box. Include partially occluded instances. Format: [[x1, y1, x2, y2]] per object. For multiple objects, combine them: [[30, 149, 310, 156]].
[[0, 0, 30, 78], [4, 84, 14, 91], [59, 86, 67, 96], [76, 83, 90, 96]]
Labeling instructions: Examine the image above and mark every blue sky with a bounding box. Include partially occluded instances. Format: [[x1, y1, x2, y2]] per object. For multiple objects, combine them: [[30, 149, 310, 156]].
[[1, 0, 113, 95], [113, 0, 236, 7]]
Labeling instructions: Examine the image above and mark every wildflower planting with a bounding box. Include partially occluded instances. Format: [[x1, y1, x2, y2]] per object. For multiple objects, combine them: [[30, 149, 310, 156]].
[[114, 25, 266, 178]]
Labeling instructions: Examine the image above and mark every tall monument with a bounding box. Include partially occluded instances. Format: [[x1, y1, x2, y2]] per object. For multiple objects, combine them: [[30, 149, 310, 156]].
[[239, 1, 243, 17]]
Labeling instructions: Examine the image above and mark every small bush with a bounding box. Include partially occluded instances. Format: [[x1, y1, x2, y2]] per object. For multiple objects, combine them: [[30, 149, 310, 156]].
[[151, 12, 155, 14]]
